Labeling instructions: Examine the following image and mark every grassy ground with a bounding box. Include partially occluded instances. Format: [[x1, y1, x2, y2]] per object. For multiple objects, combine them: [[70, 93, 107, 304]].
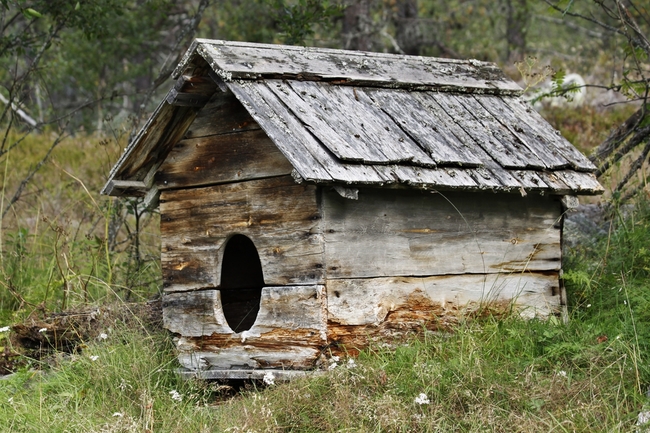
[[0, 301, 645, 432]]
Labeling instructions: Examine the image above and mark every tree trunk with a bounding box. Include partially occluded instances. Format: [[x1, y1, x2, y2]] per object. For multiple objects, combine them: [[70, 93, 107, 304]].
[[342, 0, 373, 51], [505, 0, 529, 62], [395, 0, 421, 55]]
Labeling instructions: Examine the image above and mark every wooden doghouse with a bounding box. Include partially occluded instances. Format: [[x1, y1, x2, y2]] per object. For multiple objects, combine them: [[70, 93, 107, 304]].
[[102, 39, 603, 378]]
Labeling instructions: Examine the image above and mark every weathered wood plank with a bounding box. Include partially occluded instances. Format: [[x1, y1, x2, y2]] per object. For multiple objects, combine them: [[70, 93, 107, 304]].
[[435, 93, 547, 170], [548, 170, 604, 195], [179, 369, 315, 380], [504, 98, 596, 172], [366, 88, 483, 167], [413, 92, 528, 170], [322, 187, 562, 279], [102, 180, 147, 197], [161, 249, 219, 292], [327, 272, 560, 326], [280, 80, 434, 165], [512, 170, 550, 190], [184, 91, 261, 139], [155, 128, 293, 190], [166, 88, 213, 107], [312, 82, 437, 166], [160, 176, 324, 291], [268, 80, 368, 162], [381, 165, 479, 189], [163, 289, 229, 336], [168, 285, 326, 370], [102, 100, 200, 194], [326, 272, 559, 354], [471, 94, 569, 169], [193, 40, 522, 95], [228, 81, 387, 184], [227, 81, 334, 182]]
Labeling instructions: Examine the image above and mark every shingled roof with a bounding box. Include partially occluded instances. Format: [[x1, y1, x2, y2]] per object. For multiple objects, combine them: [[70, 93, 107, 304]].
[[102, 39, 603, 197]]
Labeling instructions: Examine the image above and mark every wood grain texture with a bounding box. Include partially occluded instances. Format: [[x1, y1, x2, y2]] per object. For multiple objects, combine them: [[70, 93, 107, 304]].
[[470, 95, 569, 169], [504, 97, 596, 172], [105, 40, 602, 198], [167, 285, 326, 370], [322, 187, 562, 279], [366, 88, 483, 167], [275, 80, 435, 166], [228, 81, 388, 184], [155, 128, 293, 190], [193, 40, 522, 94], [160, 176, 324, 292], [102, 101, 199, 195], [184, 91, 261, 139], [327, 272, 560, 327]]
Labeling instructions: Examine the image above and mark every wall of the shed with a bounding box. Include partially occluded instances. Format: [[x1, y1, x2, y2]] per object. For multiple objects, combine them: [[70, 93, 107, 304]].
[[160, 175, 324, 291], [159, 174, 326, 370], [155, 92, 294, 190], [164, 285, 326, 370], [156, 93, 329, 370], [321, 187, 563, 353]]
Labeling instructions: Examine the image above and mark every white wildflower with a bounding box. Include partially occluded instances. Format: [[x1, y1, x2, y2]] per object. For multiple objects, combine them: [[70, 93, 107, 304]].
[[414, 393, 430, 405], [637, 410, 650, 427], [99, 333, 108, 340], [38, 328, 47, 333], [0, 326, 9, 332], [586, 304, 591, 308], [346, 358, 357, 369], [328, 362, 338, 370], [89, 355, 99, 361], [557, 370, 567, 378], [331, 355, 340, 362], [112, 412, 123, 418], [169, 390, 182, 402], [262, 372, 275, 386]]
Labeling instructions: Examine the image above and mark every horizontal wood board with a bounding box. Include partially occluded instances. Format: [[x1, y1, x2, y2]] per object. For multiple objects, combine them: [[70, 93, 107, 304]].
[[160, 176, 324, 292], [166, 285, 326, 370], [327, 272, 559, 327], [155, 128, 294, 189], [322, 187, 563, 279], [190, 39, 522, 95]]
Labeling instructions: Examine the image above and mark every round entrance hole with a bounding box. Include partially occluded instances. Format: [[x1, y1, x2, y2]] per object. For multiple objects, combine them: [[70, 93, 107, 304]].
[[219, 234, 264, 333]]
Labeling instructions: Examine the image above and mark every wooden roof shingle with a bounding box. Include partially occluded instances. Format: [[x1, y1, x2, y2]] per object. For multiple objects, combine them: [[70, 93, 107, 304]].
[[102, 39, 603, 197]]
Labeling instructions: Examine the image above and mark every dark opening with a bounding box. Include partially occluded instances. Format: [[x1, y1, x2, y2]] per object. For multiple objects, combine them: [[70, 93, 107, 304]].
[[219, 234, 264, 333]]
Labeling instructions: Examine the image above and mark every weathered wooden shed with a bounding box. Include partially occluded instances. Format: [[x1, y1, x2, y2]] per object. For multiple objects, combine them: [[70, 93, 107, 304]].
[[102, 39, 603, 378]]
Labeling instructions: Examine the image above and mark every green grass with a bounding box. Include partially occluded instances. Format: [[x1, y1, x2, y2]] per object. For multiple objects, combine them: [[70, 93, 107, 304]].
[[0, 129, 161, 324]]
